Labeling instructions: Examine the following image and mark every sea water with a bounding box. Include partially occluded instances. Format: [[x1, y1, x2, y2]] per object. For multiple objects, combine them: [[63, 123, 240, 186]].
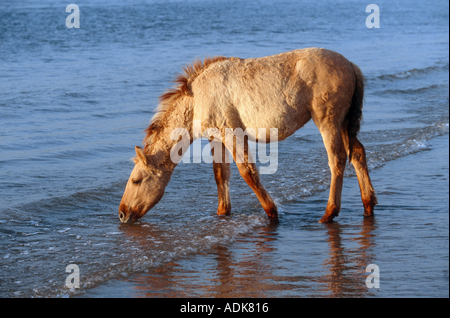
[[0, 0, 448, 297]]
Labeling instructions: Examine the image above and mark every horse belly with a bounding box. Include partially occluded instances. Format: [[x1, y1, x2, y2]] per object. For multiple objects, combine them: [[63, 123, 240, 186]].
[[238, 102, 311, 142]]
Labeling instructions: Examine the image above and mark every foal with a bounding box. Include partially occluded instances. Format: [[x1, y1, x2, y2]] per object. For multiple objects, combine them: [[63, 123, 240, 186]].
[[119, 48, 377, 224]]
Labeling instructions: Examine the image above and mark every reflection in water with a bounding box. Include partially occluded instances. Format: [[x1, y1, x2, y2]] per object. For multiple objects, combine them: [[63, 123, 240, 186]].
[[116, 218, 377, 297], [206, 225, 279, 298], [319, 218, 377, 297]]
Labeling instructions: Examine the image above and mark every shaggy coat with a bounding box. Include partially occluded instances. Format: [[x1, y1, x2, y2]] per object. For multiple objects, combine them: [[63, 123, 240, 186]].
[[119, 48, 377, 224]]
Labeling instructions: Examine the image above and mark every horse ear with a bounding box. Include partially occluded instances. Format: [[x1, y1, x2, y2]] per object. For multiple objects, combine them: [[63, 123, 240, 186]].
[[135, 146, 148, 165]]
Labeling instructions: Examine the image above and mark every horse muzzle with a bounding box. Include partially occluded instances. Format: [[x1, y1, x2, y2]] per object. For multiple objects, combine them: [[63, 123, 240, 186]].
[[119, 204, 138, 223], [119, 210, 131, 223]]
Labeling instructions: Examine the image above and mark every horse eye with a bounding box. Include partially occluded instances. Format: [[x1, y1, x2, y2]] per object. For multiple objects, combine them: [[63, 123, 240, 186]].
[[132, 179, 142, 185]]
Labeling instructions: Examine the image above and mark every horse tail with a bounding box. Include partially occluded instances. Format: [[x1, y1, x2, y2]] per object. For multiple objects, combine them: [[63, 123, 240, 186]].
[[345, 62, 365, 163]]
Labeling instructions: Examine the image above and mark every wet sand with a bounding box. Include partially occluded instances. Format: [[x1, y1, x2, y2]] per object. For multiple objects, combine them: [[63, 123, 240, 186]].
[[79, 134, 449, 298]]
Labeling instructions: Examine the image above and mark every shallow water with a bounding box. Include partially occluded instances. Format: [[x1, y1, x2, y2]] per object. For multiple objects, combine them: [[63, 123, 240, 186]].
[[78, 134, 449, 298], [0, 0, 448, 298]]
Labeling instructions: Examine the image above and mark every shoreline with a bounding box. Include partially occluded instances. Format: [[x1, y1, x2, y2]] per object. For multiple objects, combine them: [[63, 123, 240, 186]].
[[77, 133, 449, 298]]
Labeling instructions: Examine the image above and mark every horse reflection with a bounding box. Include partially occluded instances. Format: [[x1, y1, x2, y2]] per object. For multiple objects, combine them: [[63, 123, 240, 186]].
[[320, 217, 377, 297], [116, 217, 377, 297]]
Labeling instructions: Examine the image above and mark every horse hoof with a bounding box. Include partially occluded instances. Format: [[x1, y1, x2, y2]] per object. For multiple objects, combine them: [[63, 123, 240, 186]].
[[363, 197, 377, 217], [216, 207, 231, 216], [318, 215, 335, 223], [363, 204, 375, 217], [268, 215, 279, 224], [364, 211, 375, 218], [319, 204, 339, 223]]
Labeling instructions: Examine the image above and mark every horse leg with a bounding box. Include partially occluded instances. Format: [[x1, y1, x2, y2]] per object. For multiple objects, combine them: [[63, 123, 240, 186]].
[[226, 137, 279, 223], [341, 127, 378, 217], [210, 141, 231, 216], [318, 124, 348, 223]]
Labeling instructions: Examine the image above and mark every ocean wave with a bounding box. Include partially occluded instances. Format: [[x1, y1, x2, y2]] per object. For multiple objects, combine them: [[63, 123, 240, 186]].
[[273, 121, 449, 203], [376, 62, 449, 81], [365, 122, 449, 171], [379, 84, 443, 95], [26, 213, 269, 298]]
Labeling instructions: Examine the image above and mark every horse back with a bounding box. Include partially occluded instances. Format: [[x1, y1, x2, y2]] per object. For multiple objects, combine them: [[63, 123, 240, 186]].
[[191, 48, 356, 141]]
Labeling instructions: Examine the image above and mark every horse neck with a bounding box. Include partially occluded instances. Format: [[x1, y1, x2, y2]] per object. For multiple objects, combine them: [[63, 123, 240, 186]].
[[146, 97, 194, 172]]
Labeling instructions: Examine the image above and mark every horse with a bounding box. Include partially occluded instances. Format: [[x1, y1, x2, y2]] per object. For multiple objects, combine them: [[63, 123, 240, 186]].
[[118, 48, 377, 224]]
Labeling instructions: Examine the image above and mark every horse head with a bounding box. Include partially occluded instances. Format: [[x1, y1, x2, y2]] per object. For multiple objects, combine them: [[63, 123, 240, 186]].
[[118, 146, 168, 223]]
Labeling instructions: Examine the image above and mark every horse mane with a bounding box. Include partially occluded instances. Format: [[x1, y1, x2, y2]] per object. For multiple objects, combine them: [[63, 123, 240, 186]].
[[143, 56, 228, 152]]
